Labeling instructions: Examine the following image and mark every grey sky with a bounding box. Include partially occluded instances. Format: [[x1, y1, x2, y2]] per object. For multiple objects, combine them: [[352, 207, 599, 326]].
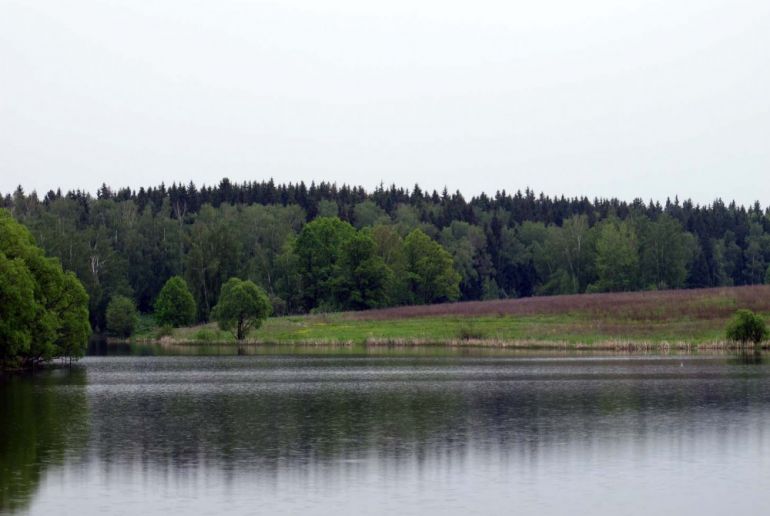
[[1, 0, 769, 205]]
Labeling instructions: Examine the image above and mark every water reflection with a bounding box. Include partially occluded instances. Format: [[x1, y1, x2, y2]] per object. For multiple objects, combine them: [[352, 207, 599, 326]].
[[3, 354, 770, 515], [0, 369, 88, 513], [727, 350, 765, 365]]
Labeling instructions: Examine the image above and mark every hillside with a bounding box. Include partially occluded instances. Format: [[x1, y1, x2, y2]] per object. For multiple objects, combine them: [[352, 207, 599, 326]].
[[143, 285, 770, 349]]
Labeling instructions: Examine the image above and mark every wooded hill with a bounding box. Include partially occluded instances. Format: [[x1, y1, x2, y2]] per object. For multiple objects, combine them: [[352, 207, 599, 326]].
[[4, 179, 769, 331]]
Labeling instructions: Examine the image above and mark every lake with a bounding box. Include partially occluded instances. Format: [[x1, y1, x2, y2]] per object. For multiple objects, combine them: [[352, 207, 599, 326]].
[[3, 349, 770, 515]]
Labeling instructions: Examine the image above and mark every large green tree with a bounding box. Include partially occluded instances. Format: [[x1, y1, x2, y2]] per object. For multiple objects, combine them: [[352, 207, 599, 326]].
[[440, 221, 494, 300], [105, 295, 138, 338], [743, 223, 770, 285], [184, 205, 241, 320], [636, 214, 692, 289], [336, 230, 393, 309], [0, 209, 90, 367], [212, 278, 272, 340], [0, 253, 37, 361], [294, 217, 356, 311], [403, 229, 461, 304], [154, 276, 196, 327], [591, 219, 639, 292], [370, 225, 409, 304]]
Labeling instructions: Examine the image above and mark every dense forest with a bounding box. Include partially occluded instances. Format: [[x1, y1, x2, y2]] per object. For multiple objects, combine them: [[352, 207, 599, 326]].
[[4, 179, 770, 331]]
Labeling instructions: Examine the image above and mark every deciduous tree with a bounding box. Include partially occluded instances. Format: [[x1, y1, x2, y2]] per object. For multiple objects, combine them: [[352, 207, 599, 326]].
[[212, 278, 271, 340], [154, 276, 196, 327]]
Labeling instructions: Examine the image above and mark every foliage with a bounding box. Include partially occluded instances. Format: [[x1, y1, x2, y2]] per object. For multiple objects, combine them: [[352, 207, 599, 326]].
[[211, 278, 272, 340], [456, 322, 487, 340], [404, 229, 461, 304], [155, 324, 174, 339], [184, 205, 241, 321], [336, 230, 393, 309], [105, 295, 139, 338], [7, 179, 770, 324], [725, 309, 768, 345], [0, 253, 37, 360], [353, 200, 389, 228], [0, 209, 90, 367], [294, 217, 357, 311], [591, 219, 639, 292], [154, 276, 196, 327], [636, 214, 692, 289]]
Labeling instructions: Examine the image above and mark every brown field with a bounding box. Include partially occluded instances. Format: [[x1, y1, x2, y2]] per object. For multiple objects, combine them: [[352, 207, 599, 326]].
[[345, 285, 770, 322]]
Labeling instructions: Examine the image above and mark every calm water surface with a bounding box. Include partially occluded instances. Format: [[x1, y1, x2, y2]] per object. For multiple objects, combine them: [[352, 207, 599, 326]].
[[3, 350, 770, 515]]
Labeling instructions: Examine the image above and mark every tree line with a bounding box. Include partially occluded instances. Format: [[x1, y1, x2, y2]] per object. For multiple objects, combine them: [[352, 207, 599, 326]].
[[4, 179, 770, 331]]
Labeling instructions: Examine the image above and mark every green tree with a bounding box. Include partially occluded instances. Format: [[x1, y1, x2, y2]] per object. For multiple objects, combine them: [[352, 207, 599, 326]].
[[211, 278, 272, 340], [122, 201, 182, 312], [154, 276, 196, 327], [0, 209, 90, 366], [529, 216, 596, 295], [0, 253, 37, 362], [352, 200, 390, 228], [184, 205, 241, 320], [336, 230, 393, 309], [636, 214, 692, 289], [51, 272, 91, 360], [498, 223, 538, 297], [371, 225, 409, 304], [237, 204, 305, 299], [713, 232, 742, 286], [743, 223, 770, 285], [273, 238, 303, 314], [440, 221, 494, 300], [316, 200, 339, 218], [726, 309, 768, 345], [294, 217, 356, 311], [591, 219, 639, 292], [105, 295, 138, 338], [403, 229, 461, 304]]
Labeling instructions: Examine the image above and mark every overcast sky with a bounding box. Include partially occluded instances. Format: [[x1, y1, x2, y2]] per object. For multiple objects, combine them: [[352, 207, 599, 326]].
[[1, 0, 769, 205]]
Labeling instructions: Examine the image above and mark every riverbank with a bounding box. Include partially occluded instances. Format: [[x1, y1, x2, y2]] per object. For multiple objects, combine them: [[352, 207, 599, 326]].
[[126, 285, 770, 350]]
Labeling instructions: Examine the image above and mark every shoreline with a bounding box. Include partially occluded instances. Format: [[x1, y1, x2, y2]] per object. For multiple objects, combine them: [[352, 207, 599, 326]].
[[115, 336, 768, 352]]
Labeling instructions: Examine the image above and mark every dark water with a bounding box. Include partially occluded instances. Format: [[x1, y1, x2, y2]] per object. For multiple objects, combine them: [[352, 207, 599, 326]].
[[3, 351, 770, 515]]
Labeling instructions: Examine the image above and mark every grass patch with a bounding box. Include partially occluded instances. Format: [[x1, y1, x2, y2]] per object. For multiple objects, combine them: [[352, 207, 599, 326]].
[[129, 286, 770, 348]]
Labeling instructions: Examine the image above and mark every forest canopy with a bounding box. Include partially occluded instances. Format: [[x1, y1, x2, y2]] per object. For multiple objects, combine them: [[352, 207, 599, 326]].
[[4, 179, 770, 331]]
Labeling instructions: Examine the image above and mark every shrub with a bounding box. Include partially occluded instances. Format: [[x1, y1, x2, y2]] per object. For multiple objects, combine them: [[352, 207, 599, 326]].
[[193, 329, 216, 342], [726, 309, 768, 345], [154, 276, 196, 327], [155, 324, 174, 339], [456, 322, 486, 340], [105, 295, 139, 338]]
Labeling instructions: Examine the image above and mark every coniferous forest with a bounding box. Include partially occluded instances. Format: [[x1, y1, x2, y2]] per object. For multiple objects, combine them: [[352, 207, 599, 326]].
[[4, 179, 770, 332]]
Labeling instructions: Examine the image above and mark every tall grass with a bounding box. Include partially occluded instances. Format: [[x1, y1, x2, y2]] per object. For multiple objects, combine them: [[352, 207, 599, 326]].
[[346, 285, 770, 322]]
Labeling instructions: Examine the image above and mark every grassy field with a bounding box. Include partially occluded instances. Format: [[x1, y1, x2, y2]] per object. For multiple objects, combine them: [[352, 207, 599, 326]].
[[134, 285, 770, 349]]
